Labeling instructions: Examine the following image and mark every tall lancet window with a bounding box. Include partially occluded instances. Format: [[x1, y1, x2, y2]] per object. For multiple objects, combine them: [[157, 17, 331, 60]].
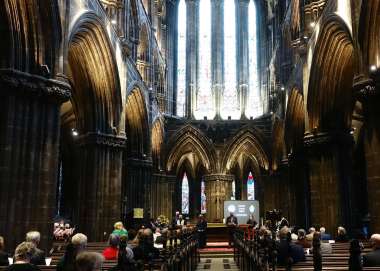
[[181, 172, 190, 214], [195, 0, 213, 119], [177, 0, 186, 117], [247, 171, 255, 200], [246, 0, 262, 118], [201, 180, 206, 214], [222, 0, 239, 119]]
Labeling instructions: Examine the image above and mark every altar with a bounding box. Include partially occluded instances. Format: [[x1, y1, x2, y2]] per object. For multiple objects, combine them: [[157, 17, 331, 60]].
[[206, 223, 252, 242]]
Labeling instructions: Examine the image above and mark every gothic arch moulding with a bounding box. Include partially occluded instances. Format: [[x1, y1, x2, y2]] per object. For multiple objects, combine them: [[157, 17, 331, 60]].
[[0, 0, 61, 73], [151, 117, 165, 170], [307, 15, 355, 132], [166, 125, 217, 174], [285, 87, 305, 154], [222, 127, 269, 174], [125, 86, 150, 158], [67, 12, 122, 134]]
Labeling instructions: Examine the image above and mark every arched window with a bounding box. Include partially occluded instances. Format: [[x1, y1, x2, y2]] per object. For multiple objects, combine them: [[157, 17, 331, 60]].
[[221, 0, 239, 119], [181, 172, 190, 214], [201, 180, 206, 214], [247, 171, 255, 200], [195, 0, 213, 119], [246, 0, 262, 118], [176, 0, 186, 117], [231, 180, 236, 200]]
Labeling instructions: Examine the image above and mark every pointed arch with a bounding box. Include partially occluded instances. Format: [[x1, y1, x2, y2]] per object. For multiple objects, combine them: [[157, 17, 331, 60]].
[[68, 13, 122, 134], [307, 15, 355, 132], [285, 87, 305, 153], [151, 117, 165, 170], [125, 87, 150, 158], [223, 127, 269, 174], [0, 0, 61, 73], [166, 125, 216, 173]]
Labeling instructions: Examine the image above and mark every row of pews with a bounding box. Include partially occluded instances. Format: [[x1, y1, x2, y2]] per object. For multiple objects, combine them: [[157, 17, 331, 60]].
[[0, 228, 200, 271], [233, 229, 379, 271]]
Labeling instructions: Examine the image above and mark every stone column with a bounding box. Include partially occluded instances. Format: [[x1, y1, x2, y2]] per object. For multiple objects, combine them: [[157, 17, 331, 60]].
[[75, 133, 126, 241], [354, 76, 380, 233], [304, 132, 354, 234], [236, 0, 250, 118], [185, 0, 198, 119], [211, 0, 224, 119], [203, 174, 234, 222], [0, 69, 70, 250], [150, 173, 176, 220], [124, 158, 153, 215]]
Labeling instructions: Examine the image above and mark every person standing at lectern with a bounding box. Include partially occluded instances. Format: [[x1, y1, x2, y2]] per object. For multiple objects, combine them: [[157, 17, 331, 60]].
[[196, 215, 208, 248], [226, 213, 238, 247]]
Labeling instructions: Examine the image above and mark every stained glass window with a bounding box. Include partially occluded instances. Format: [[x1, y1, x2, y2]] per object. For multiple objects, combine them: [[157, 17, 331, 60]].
[[221, 0, 239, 120], [247, 171, 255, 200], [231, 180, 236, 200], [177, 0, 186, 117], [181, 172, 189, 214], [201, 180, 206, 214], [194, 0, 214, 119], [246, 0, 262, 119]]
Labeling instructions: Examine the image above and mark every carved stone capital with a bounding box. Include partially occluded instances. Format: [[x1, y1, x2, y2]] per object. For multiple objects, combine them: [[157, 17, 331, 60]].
[[203, 173, 235, 182], [0, 69, 71, 103], [76, 132, 127, 148], [303, 132, 353, 149], [353, 75, 378, 102]]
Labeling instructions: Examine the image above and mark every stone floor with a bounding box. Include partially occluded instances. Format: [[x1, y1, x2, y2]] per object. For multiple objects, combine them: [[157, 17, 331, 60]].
[[196, 257, 239, 271]]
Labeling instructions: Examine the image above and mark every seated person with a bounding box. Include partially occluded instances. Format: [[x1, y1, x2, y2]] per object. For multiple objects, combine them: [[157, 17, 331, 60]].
[[306, 227, 316, 241], [102, 234, 120, 260], [363, 234, 380, 267], [311, 232, 332, 255], [335, 226, 349, 242], [112, 222, 128, 237], [132, 229, 160, 262], [296, 229, 311, 248], [0, 236, 9, 266], [57, 233, 88, 271], [277, 227, 305, 265], [319, 227, 332, 240], [25, 231, 45, 266], [6, 242, 39, 271], [76, 252, 104, 271]]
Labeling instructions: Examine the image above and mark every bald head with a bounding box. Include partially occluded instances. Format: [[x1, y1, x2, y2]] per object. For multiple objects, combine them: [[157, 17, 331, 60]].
[[370, 234, 380, 249]]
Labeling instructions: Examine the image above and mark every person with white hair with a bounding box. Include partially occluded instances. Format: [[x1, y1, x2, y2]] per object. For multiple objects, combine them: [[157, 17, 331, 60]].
[[5, 242, 39, 271], [363, 234, 380, 267], [319, 226, 332, 240], [75, 252, 104, 271], [335, 226, 349, 242], [306, 227, 316, 241], [57, 233, 88, 271], [25, 231, 45, 265]]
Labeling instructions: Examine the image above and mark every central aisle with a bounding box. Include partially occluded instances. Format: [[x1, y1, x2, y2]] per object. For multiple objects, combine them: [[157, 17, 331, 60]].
[[196, 242, 239, 271]]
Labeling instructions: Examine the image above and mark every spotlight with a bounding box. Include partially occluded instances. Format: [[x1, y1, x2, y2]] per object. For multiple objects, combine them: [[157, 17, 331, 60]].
[[281, 86, 285, 91], [370, 65, 377, 72], [111, 19, 117, 25], [71, 128, 78, 137], [303, 36, 308, 40], [310, 22, 316, 28]]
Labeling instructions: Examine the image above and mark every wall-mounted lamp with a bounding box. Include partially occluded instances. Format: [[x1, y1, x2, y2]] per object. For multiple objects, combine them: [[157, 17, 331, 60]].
[[370, 65, 377, 72]]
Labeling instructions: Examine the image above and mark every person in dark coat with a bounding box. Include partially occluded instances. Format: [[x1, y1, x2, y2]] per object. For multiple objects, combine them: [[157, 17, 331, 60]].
[[196, 215, 207, 248], [349, 239, 363, 271], [0, 236, 9, 266], [226, 213, 238, 247], [363, 234, 380, 267], [25, 231, 45, 266], [5, 242, 40, 271]]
